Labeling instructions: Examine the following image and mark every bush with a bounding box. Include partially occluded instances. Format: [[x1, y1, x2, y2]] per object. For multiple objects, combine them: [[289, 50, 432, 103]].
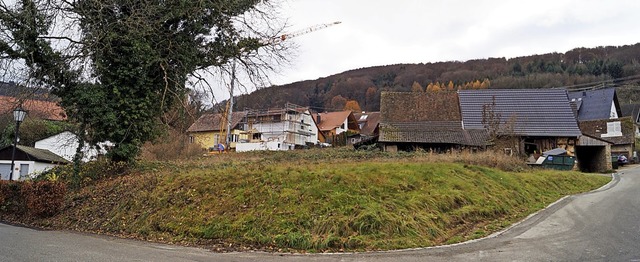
[[0, 181, 24, 213], [21, 181, 67, 218], [46, 159, 131, 187], [0, 181, 66, 218], [140, 129, 203, 161]]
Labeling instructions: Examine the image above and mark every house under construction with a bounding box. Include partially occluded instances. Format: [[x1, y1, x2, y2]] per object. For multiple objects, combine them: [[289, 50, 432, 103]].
[[236, 103, 319, 152]]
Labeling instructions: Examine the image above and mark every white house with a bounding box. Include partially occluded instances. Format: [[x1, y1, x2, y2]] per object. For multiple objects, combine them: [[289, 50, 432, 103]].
[[236, 103, 320, 152], [34, 131, 111, 162], [0, 145, 69, 180]]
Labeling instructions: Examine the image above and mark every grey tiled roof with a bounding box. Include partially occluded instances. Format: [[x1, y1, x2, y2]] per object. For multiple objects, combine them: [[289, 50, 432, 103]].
[[458, 89, 582, 137], [621, 104, 640, 123], [15, 145, 69, 164], [379, 121, 488, 146], [568, 88, 620, 121], [187, 111, 246, 133]]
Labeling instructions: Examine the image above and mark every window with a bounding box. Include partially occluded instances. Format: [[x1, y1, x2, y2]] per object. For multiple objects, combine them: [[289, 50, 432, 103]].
[[503, 148, 513, 156], [189, 136, 194, 144], [601, 121, 622, 138], [214, 134, 220, 144]]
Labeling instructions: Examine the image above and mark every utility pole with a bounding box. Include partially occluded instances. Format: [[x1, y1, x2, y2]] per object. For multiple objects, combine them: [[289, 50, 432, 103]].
[[226, 61, 236, 148]]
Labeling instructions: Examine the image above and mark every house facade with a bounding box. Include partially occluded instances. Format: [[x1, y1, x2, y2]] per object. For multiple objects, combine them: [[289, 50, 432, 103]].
[[0, 145, 69, 180], [34, 131, 111, 162], [621, 103, 640, 136], [569, 87, 634, 170], [187, 111, 247, 151], [236, 103, 319, 152], [351, 112, 380, 145], [579, 117, 635, 159], [314, 111, 360, 146], [459, 89, 582, 157]]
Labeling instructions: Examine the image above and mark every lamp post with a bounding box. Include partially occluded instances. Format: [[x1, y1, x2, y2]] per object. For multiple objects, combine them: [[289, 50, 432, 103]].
[[9, 106, 27, 181]]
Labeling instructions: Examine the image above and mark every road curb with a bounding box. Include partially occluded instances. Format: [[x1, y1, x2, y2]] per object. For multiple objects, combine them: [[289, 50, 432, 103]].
[[359, 171, 621, 254]]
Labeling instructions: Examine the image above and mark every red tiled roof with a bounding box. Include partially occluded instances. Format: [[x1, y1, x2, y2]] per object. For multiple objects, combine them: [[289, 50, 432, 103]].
[[187, 111, 246, 133], [314, 111, 357, 131], [0, 96, 67, 121]]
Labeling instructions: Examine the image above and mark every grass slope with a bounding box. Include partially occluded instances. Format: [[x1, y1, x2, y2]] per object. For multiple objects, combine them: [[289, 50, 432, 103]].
[[39, 151, 609, 252]]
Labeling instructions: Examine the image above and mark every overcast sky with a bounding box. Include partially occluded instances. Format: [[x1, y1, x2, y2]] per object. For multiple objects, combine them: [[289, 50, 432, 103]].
[[263, 0, 640, 89]]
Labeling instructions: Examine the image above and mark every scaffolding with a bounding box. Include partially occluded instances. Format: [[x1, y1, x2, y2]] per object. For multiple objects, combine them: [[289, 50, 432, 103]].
[[240, 103, 315, 148]]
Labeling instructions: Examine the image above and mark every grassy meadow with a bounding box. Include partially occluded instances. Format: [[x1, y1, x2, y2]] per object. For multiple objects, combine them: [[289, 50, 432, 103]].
[[10, 149, 611, 252]]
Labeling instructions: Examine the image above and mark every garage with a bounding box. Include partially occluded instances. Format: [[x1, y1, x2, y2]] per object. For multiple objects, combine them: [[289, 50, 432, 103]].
[[575, 135, 612, 173], [0, 145, 69, 180]]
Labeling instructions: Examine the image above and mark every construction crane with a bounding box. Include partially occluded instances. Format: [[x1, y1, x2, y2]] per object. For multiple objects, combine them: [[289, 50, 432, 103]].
[[264, 21, 342, 45], [222, 21, 341, 150]]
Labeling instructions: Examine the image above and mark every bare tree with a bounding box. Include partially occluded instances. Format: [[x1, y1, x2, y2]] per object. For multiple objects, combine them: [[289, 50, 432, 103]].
[[0, 0, 292, 162]]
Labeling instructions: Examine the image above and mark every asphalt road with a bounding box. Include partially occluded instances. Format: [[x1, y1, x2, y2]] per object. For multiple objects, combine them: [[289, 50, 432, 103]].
[[1, 166, 638, 262]]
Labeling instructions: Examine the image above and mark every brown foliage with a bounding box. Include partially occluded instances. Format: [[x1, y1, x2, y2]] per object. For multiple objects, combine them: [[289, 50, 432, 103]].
[[22, 181, 67, 218], [343, 100, 362, 112], [426, 82, 442, 92], [140, 129, 203, 161], [365, 86, 378, 111], [411, 81, 423, 92], [235, 44, 640, 111], [0, 181, 22, 213], [330, 95, 348, 110], [0, 181, 66, 218]]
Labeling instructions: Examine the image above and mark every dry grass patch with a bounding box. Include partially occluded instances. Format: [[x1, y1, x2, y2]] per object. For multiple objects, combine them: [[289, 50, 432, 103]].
[[7, 148, 609, 252]]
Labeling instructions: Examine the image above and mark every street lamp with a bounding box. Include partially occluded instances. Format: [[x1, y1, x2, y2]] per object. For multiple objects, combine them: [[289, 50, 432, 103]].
[[9, 106, 27, 181]]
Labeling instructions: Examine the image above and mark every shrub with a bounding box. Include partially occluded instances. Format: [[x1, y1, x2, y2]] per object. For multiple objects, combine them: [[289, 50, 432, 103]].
[[140, 129, 204, 161], [1, 181, 66, 218], [21, 181, 67, 218], [0, 181, 24, 213], [46, 159, 131, 187]]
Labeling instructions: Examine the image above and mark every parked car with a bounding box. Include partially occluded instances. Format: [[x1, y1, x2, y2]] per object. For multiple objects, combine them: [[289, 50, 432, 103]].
[[617, 155, 629, 166]]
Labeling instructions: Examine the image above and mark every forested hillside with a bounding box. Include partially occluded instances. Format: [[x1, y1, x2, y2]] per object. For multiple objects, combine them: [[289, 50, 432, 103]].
[[235, 44, 640, 112]]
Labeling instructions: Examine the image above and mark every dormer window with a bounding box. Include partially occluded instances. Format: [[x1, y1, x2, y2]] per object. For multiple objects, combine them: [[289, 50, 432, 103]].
[[601, 121, 622, 138]]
